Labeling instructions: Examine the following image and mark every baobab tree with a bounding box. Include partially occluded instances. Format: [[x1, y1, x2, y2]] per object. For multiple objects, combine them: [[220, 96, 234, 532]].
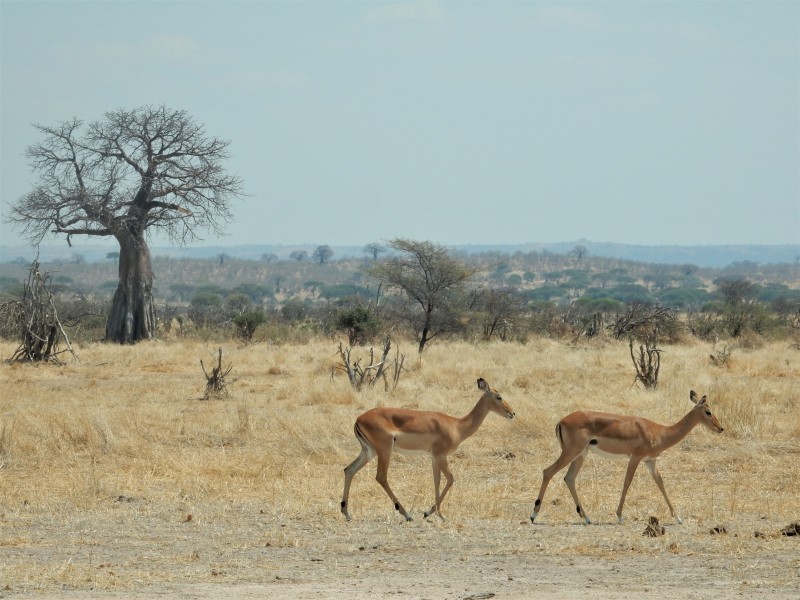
[[312, 245, 334, 264], [5, 105, 244, 343], [363, 242, 385, 261]]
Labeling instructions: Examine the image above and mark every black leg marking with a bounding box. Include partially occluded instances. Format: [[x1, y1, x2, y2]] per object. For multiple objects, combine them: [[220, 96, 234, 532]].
[[395, 502, 400, 511], [576, 506, 582, 514], [534, 498, 541, 507], [341, 500, 346, 508]]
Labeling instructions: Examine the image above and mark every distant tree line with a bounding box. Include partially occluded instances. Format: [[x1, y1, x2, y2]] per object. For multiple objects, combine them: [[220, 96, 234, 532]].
[[2, 238, 797, 351]]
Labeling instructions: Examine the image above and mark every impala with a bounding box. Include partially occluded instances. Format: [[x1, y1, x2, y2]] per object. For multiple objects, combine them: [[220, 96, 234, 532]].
[[530, 390, 724, 525], [340, 378, 515, 521]]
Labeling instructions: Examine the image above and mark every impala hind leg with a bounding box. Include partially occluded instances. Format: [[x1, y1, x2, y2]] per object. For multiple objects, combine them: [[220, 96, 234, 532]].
[[341, 438, 374, 521], [375, 453, 413, 521], [645, 459, 682, 524], [531, 445, 587, 523], [424, 456, 454, 520], [563, 452, 591, 524]]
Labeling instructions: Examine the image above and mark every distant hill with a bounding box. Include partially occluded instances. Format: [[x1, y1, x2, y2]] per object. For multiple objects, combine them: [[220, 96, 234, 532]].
[[1, 240, 798, 268]]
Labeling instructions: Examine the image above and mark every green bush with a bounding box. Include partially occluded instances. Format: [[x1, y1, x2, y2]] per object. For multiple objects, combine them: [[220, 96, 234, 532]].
[[335, 307, 380, 346], [233, 310, 266, 341]]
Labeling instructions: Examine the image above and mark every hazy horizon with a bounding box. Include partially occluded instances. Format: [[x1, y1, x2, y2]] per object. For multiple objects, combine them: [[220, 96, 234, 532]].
[[2, 237, 797, 270]]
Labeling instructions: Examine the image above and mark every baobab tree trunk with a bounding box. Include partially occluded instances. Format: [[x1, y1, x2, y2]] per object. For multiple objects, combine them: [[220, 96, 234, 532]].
[[105, 233, 156, 343]]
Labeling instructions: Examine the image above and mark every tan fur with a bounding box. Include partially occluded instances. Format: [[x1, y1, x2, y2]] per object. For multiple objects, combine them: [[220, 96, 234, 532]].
[[341, 378, 515, 521], [531, 390, 724, 524]]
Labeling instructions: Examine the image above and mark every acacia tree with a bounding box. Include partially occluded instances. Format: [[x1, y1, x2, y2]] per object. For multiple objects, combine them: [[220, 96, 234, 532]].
[[715, 277, 763, 337], [370, 238, 479, 353], [6, 106, 244, 343]]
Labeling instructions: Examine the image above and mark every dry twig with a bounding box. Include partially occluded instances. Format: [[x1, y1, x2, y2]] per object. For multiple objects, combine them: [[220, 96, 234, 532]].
[[8, 259, 77, 364], [201, 347, 234, 398], [336, 335, 404, 391], [630, 336, 661, 389]]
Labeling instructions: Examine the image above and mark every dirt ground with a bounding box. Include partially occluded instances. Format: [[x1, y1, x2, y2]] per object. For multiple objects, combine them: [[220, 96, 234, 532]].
[[4, 504, 798, 599]]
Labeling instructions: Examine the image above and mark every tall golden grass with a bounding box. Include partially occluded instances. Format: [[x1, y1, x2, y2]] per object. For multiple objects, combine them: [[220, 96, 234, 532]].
[[0, 336, 798, 592]]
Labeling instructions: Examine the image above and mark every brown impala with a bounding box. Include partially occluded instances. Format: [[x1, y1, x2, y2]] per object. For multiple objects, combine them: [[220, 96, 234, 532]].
[[530, 390, 724, 525], [341, 378, 515, 521]]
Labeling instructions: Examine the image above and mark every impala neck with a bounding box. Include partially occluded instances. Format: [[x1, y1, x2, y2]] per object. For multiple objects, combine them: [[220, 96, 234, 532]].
[[660, 408, 703, 451], [457, 396, 492, 442]]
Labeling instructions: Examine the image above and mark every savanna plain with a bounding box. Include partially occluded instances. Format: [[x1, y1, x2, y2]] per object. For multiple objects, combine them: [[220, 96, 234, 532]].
[[0, 337, 798, 599]]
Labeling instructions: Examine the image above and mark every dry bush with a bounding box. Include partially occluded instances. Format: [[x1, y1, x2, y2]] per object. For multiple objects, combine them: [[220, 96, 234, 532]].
[[0, 336, 798, 594]]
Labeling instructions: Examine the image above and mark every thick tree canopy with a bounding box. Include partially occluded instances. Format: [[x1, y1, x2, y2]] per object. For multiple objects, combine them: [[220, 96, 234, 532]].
[[6, 105, 244, 343]]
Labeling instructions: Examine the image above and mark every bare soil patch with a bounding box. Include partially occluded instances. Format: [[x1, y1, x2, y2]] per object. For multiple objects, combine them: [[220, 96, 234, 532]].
[[3, 505, 798, 599]]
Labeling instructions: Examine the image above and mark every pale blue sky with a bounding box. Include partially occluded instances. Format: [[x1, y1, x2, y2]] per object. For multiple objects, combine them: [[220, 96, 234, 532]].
[[1, 0, 798, 250]]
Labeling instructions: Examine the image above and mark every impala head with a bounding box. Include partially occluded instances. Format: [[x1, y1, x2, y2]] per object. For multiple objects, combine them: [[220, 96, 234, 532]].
[[477, 378, 515, 419], [689, 390, 724, 433]]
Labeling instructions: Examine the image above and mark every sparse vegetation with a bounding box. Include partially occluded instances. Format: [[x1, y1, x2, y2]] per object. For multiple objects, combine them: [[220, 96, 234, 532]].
[[0, 336, 796, 596]]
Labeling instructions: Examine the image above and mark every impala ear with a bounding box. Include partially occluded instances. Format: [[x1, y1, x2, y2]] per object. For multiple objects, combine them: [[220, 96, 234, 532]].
[[690, 390, 708, 405], [477, 378, 488, 392]]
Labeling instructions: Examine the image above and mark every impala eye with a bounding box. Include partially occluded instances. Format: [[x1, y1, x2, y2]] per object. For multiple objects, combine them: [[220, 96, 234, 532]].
[[705, 411, 712, 416]]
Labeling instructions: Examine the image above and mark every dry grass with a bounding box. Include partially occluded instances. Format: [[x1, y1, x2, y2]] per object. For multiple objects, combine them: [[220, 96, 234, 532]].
[[0, 337, 798, 596]]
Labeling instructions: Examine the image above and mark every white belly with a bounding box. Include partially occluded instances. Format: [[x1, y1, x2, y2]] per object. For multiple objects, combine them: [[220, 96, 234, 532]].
[[393, 446, 432, 457], [588, 446, 630, 461], [391, 432, 433, 456]]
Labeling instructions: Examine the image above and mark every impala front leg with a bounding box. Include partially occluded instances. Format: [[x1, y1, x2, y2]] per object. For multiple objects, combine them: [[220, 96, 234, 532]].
[[425, 457, 453, 520], [424, 458, 442, 519], [645, 460, 682, 524], [616, 456, 642, 523]]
